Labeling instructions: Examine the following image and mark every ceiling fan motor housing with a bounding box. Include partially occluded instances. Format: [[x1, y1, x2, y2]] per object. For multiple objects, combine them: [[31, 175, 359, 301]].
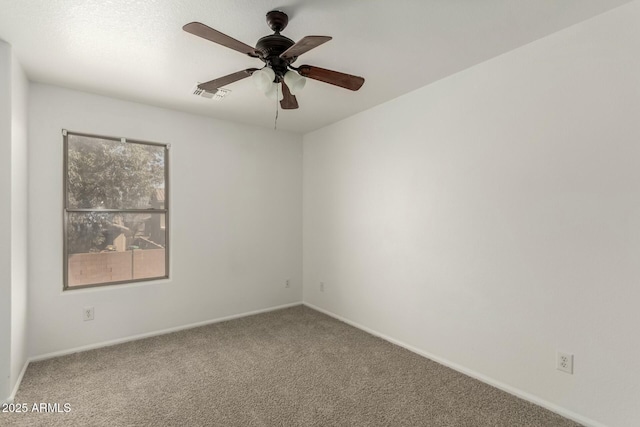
[[255, 34, 295, 80]]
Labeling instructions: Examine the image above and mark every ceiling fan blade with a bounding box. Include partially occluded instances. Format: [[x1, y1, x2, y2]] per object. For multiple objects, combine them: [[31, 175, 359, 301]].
[[297, 65, 365, 91], [280, 82, 299, 110], [198, 68, 259, 92], [280, 36, 332, 61], [183, 22, 258, 57]]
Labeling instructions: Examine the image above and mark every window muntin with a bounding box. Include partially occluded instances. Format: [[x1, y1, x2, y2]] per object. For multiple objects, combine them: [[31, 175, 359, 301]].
[[63, 132, 169, 289]]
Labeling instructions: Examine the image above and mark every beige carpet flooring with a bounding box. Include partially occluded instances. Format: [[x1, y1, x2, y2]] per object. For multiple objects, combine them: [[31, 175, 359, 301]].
[[1, 305, 580, 426]]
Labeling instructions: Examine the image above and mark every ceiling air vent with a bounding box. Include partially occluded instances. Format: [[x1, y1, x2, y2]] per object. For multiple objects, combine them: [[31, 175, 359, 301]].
[[191, 84, 230, 101]]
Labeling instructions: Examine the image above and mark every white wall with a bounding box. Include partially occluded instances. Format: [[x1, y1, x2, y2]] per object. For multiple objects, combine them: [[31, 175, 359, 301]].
[[0, 39, 29, 404], [303, 2, 640, 426], [0, 40, 12, 402], [10, 45, 29, 397], [28, 84, 303, 357]]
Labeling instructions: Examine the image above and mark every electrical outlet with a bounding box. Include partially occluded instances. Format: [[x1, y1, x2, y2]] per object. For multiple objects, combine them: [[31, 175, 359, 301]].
[[83, 307, 94, 321], [557, 351, 573, 374], [285, 279, 290, 288], [320, 282, 325, 292]]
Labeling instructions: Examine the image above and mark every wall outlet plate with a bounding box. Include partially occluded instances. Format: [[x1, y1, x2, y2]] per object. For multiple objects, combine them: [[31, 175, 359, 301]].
[[557, 351, 573, 374]]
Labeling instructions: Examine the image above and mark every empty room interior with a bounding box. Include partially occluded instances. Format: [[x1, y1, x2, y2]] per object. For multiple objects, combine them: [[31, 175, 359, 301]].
[[1, 1, 639, 426]]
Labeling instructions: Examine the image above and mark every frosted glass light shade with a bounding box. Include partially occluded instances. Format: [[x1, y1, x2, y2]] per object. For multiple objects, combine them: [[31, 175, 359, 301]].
[[265, 82, 284, 101], [252, 68, 276, 92], [284, 70, 306, 95]]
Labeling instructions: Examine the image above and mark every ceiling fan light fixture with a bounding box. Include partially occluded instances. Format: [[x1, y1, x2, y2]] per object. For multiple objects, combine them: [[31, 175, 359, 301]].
[[183, 11, 365, 111], [252, 67, 276, 93], [284, 70, 306, 95]]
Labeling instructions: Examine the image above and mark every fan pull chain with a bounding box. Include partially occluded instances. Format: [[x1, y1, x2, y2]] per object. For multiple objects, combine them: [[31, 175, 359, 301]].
[[274, 83, 280, 130]]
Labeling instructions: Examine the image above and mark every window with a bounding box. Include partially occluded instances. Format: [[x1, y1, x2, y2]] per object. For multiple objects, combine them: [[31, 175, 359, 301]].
[[63, 131, 169, 289]]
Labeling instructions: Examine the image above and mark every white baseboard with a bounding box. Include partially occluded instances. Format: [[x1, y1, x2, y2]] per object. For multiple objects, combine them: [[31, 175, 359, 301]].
[[30, 302, 302, 363], [303, 302, 605, 427], [2, 359, 30, 404]]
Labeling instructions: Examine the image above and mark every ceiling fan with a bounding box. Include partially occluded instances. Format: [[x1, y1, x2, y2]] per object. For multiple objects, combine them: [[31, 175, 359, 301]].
[[183, 10, 365, 110]]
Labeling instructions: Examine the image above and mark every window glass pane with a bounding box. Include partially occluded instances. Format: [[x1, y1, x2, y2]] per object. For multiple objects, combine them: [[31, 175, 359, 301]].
[[67, 135, 165, 209], [66, 212, 166, 287]]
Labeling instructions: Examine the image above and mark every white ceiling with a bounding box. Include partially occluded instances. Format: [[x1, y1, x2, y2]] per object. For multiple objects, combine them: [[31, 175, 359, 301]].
[[0, 0, 633, 133]]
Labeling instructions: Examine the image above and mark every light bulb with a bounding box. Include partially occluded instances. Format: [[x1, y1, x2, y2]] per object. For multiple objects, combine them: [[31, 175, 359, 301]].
[[284, 70, 306, 95]]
